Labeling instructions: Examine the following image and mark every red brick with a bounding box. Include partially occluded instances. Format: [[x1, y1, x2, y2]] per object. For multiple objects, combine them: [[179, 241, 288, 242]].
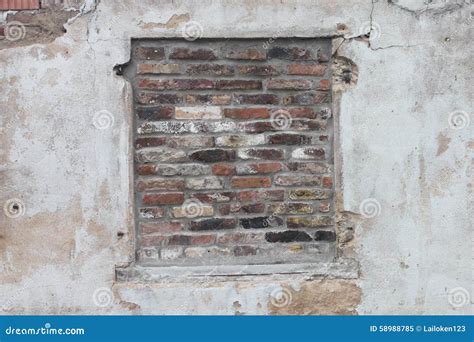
[[141, 235, 166, 247], [167, 234, 215, 245], [137, 79, 214, 90], [137, 164, 157, 176], [219, 203, 265, 215], [317, 79, 331, 91], [169, 48, 217, 60], [238, 190, 285, 202], [185, 94, 231, 105], [137, 63, 180, 74], [135, 137, 166, 149], [142, 193, 185, 205], [223, 108, 269, 120], [212, 163, 235, 176], [274, 175, 321, 186], [287, 64, 327, 76], [231, 177, 272, 188], [236, 162, 282, 174], [216, 80, 262, 90], [322, 176, 333, 188], [226, 48, 266, 60], [140, 221, 184, 234], [136, 178, 185, 191]]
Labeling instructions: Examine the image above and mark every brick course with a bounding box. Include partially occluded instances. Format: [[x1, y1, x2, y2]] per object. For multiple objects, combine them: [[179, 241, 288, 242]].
[[130, 38, 335, 265]]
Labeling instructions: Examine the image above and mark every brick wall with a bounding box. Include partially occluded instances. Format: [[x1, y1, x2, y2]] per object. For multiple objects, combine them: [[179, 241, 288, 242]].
[[128, 38, 335, 266]]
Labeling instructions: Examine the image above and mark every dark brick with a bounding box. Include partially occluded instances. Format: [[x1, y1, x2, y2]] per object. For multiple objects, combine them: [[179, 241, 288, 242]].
[[238, 190, 284, 202], [283, 92, 329, 105], [226, 48, 266, 60], [138, 79, 215, 90], [217, 80, 262, 90], [234, 94, 279, 105], [135, 137, 166, 149], [287, 216, 334, 228], [237, 65, 279, 76], [167, 234, 215, 245], [269, 134, 312, 145], [187, 64, 234, 76], [314, 230, 336, 242], [185, 94, 231, 105], [240, 216, 284, 229], [190, 218, 237, 231], [268, 47, 312, 60], [135, 47, 165, 60], [136, 106, 173, 120], [136, 93, 181, 105], [190, 149, 236, 163], [191, 192, 236, 203], [265, 231, 313, 243], [233, 246, 258, 256], [219, 203, 265, 215], [169, 48, 217, 60]]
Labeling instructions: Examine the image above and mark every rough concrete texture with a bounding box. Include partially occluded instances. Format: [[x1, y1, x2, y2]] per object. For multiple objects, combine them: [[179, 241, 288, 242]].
[[0, 0, 472, 314]]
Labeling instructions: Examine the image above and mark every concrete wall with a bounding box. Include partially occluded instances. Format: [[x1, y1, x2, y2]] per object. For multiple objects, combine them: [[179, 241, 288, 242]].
[[0, 0, 472, 314]]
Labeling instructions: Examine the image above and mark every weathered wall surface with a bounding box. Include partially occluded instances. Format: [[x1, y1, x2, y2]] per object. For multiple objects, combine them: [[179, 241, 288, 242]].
[[0, 0, 472, 314]]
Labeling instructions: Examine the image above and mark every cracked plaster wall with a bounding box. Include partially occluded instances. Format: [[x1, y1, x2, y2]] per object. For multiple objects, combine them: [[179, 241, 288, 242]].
[[0, 0, 472, 314]]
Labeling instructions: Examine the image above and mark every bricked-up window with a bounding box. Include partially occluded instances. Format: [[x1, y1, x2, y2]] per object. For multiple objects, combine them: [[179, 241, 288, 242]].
[[127, 38, 335, 266]]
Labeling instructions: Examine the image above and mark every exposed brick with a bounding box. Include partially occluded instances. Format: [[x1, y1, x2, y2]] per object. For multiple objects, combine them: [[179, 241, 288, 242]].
[[138, 208, 166, 220], [223, 108, 269, 120], [287, 216, 334, 228], [166, 136, 214, 148], [136, 93, 181, 105], [234, 246, 258, 256], [268, 47, 312, 60], [236, 162, 282, 175], [191, 192, 236, 203], [136, 178, 185, 191], [190, 218, 237, 231], [169, 48, 217, 60], [265, 231, 313, 243], [219, 203, 265, 215], [237, 65, 279, 76], [292, 147, 326, 160], [274, 174, 321, 186], [231, 177, 272, 188], [283, 92, 329, 105], [187, 64, 234, 76], [141, 235, 166, 247], [269, 134, 312, 145], [217, 80, 262, 90], [238, 190, 285, 202], [136, 106, 174, 120], [185, 177, 224, 190], [137, 63, 180, 74], [167, 234, 215, 246], [319, 201, 331, 213], [266, 79, 313, 90], [135, 47, 165, 60], [237, 148, 285, 160], [274, 108, 316, 119], [217, 232, 266, 244], [215, 134, 266, 147], [212, 163, 235, 176], [287, 63, 327, 76], [138, 79, 214, 90], [135, 137, 166, 149], [171, 205, 214, 218], [322, 176, 333, 188], [287, 162, 331, 174], [314, 230, 336, 242], [140, 221, 184, 234], [135, 148, 187, 163], [175, 106, 222, 119], [317, 50, 330, 62], [269, 203, 314, 215], [288, 189, 331, 200], [185, 94, 232, 105], [226, 48, 266, 60], [317, 79, 331, 91], [138, 121, 238, 135], [137, 164, 157, 176], [240, 216, 284, 229], [142, 193, 185, 205], [234, 94, 279, 105], [190, 149, 236, 163], [150, 164, 211, 177], [289, 119, 327, 131]]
